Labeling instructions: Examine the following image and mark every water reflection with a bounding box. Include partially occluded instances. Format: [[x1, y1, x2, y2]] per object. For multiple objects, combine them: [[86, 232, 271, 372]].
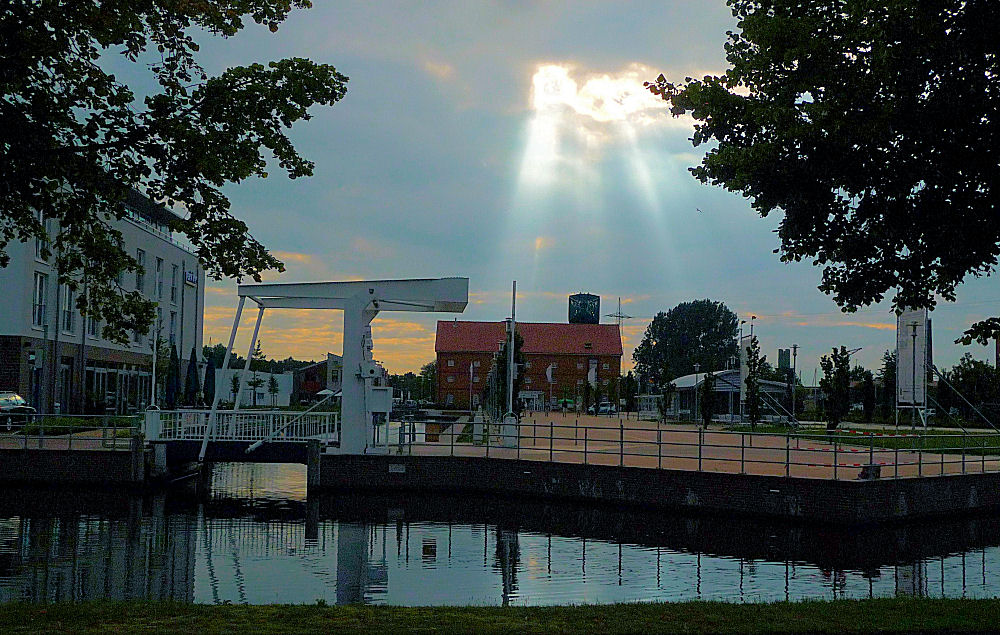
[[0, 463, 998, 605]]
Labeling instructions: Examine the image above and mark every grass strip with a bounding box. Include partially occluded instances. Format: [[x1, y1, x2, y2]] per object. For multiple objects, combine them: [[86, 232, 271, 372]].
[[2, 598, 999, 634]]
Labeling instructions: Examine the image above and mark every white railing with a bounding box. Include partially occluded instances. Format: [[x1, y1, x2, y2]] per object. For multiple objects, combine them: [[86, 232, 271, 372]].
[[145, 410, 339, 444]]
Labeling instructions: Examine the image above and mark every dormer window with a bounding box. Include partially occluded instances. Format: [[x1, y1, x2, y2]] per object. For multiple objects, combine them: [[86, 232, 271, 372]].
[[584, 342, 593, 349]]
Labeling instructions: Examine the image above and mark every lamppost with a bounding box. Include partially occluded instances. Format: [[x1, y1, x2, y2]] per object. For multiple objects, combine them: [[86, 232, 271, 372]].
[[693, 362, 701, 423], [791, 344, 799, 421]]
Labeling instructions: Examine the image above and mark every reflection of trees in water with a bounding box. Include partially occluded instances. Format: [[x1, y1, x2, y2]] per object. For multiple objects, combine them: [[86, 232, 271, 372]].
[[0, 496, 196, 603]]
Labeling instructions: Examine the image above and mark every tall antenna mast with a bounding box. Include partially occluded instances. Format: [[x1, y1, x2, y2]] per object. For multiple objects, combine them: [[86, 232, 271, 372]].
[[605, 297, 634, 328]]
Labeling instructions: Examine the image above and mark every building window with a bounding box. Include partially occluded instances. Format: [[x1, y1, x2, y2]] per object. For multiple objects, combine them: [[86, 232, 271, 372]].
[[576, 379, 583, 385], [170, 264, 178, 303], [603, 379, 609, 386], [34, 210, 50, 261], [473, 376, 479, 383], [551, 363, 557, 369], [446, 376, 455, 383], [473, 360, 480, 367], [447, 359, 455, 367], [32, 272, 47, 327], [155, 257, 164, 299], [87, 315, 99, 338], [136, 249, 145, 293], [602, 362, 609, 370], [169, 311, 177, 346], [133, 327, 144, 346], [60, 284, 74, 333], [525, 377, 532, 384], [584, 342, 593, 349], [577, 362, 584, 370], [524, 362, 531, 369]]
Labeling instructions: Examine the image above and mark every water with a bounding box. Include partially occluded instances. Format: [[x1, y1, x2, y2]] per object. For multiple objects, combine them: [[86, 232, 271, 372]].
[[1, 462, 999, 605]]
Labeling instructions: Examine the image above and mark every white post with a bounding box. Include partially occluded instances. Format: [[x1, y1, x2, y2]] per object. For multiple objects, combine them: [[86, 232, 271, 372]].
[[199, 296, 245, 462], [340, 292, 379, 454], [150, 314, 159, 408], [501, 281, 517, 447], [232, 304, 265, 413]]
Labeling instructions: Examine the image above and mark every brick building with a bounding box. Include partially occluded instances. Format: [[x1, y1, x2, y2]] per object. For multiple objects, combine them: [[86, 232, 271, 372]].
[[434, 321, 622, 410]]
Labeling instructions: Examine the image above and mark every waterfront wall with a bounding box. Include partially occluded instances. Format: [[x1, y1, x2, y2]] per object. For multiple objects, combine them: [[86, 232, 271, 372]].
[[319, 454, 1000, 524], [0, 445, 145, 485]]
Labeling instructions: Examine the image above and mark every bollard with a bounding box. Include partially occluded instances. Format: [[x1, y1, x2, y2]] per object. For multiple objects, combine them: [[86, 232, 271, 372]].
[[785, 431, 790, 477], [550, 420, 554, 462], [740, 433, 745, 474], [657, 428, 662, 469], [834, 440, 838, 480], [619, 423, 624, 467]]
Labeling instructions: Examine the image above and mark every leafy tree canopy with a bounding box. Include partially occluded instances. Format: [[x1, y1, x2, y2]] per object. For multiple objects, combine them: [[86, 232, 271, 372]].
[[633, 299, 738, 387], [1, 1, 348, 342], [647, 1, 1000, 338]]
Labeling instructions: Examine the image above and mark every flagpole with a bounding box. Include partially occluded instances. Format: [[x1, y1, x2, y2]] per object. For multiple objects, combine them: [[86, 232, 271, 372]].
[[507, 281, 515, 416]]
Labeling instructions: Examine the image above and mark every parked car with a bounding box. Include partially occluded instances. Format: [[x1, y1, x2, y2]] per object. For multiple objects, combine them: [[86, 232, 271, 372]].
[[0, 392, 35, 431], [588, 401, 617, 416]]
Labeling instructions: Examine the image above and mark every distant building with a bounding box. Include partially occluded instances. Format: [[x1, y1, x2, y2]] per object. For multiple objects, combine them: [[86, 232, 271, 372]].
[[434, 321, 622, 410], [0, 188, 205, 414], [778, 348, 791, 370], [291, 353, 343, 404], [568, 293, 600, 324], [215, 369, 293, 407], [668, 369, 790, 421]]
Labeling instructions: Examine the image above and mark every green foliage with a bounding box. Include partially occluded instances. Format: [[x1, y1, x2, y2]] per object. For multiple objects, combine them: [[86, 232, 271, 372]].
[[203, 356, 216, 405], [621, 371, 639, 412], [267, 375, 279, 407], [743, 337, 764, 428], [184, 346, 199, 407], [935, 353, 1000, 422], [165, 345, 180, 409], [699, 371, 717, 427], [659, 381, 676, 422], [819, 347, 852, 431], [633, 299, 738, 387], [861, 371, 876, 424], [1, 2, 348, 341], [647, 1, 1000, 330]]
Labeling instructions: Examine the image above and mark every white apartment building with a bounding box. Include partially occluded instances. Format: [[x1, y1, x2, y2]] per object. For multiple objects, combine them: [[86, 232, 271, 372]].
[[214, 369, 294, 408], [0, 189, 205, 414]]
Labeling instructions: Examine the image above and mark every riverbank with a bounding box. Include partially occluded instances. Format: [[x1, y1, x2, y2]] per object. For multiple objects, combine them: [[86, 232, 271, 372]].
[[4, 598, 1000, 634]]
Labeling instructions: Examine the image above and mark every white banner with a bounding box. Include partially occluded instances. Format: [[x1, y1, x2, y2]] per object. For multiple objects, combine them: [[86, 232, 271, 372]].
[[896, 308, 928, 406], [588, 360, 597, 387]]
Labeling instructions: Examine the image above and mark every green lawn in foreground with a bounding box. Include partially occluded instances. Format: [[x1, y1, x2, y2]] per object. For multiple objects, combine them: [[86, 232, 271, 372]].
[[2, 598, 999, 634]]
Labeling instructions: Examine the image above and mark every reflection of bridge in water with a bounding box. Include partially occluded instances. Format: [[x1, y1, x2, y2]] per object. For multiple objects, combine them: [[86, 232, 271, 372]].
[[2, 475, 1000, 605]]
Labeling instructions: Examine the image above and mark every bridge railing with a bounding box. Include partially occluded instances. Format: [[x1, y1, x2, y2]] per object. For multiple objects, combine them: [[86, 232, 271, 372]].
[[386, 418, 1000, 480], [0, 413, 140, 450], [145, 410, 339, 444]]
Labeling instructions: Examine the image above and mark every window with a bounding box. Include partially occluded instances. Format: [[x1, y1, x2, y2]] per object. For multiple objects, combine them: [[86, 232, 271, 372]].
[[60, 284, 74, 333], [446, 376, 455, 383], [602, 362, 609, 370], [525, 377, 532, 384], [32, 272, 47, 327], [169, 311, 177, 346], [473, 376, 480, 383], [576, 379, 584, 385], [524, 361, 531, 369], [447, 359, 455, 367], [473, 360, 480, 367], [603, 379, 609, 386], [577, 362, 584, 370], [155, 257, 164, 299], [133, 327, 144, 346], [136, 249, 145, 293], [584, 342, 593, 349], [551, 363, 557, 369], [34, 210, 50, 261], [170, 264, 178, 303], [87, 315, 99, 338]]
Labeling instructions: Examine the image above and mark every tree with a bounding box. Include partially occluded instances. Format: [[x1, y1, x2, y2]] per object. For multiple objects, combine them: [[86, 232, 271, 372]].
[[203, 356, 216, 406], [267, 375, 279, 408], [183, 346, 199, 407], [936, 354, 1000, 421], [700, 371, 717, 428], [659, 381, 677, 423], [420, 360, 437, 402], [1, 2, 349, 342], [862, 371, 876, 424], [744, 336, 764, 430], [230, 374, 240, 404], [165, 345, 180, 409], [633, 300, 738, 387], [647, 1, 1000, 339], [820, 347, 852, 431], [621, 371, 639, 413], [877, 351, 897, 420]]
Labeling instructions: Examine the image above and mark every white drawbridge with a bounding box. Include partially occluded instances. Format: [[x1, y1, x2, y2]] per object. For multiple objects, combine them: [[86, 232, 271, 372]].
[[196, 277, 469, 461]]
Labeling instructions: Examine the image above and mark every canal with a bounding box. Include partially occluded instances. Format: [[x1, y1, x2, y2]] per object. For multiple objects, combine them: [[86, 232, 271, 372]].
[[1, 462, 1000, 605]]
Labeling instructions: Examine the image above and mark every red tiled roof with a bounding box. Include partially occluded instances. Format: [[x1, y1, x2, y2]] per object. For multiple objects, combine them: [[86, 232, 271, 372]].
[[435, 321, 622, 356]]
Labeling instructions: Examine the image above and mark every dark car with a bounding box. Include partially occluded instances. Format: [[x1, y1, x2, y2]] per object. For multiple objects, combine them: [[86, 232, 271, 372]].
[[0, 392, 35, 431]]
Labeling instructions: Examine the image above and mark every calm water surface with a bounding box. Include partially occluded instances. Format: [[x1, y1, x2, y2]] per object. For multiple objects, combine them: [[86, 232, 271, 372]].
[[1, 462, 999, 605]]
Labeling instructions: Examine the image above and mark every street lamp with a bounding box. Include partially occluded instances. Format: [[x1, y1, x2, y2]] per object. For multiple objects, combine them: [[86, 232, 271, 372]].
[[791, 344, 799, 422]]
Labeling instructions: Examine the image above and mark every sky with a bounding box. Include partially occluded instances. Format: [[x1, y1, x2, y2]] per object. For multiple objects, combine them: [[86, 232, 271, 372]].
[[178, 0, 998, 381]]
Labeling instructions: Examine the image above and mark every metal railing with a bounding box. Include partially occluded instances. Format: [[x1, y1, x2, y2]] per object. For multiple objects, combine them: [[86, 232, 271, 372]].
[[146, 410, 339, 444], [0, 413, 140, 450], [385, 418, 1000, 480]]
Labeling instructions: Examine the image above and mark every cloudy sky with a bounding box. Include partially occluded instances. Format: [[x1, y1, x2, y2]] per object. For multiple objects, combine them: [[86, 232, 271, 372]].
[[186, 1, 998, 381]]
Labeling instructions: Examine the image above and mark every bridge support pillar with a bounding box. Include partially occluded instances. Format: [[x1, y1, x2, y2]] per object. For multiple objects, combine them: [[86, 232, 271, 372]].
[[307, 439, 322, 494]]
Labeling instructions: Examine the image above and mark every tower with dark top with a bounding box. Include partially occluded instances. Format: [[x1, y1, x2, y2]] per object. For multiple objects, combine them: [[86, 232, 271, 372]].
[[568, 293, 600, 324]]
